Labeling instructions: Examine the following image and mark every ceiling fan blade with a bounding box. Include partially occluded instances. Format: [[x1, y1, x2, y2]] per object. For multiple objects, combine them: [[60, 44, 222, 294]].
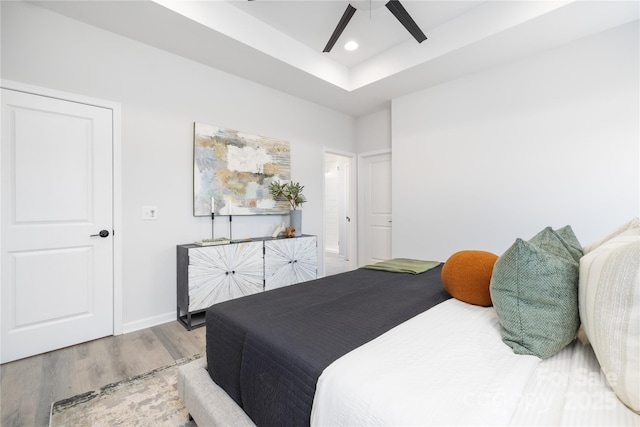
[[323, 4, 357, 53], [385, 0, 427, 44]]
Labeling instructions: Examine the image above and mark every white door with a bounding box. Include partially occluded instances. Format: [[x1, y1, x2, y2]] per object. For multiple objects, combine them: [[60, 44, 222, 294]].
[[360, 151, 392, 265], [1, 89, 114, 363]]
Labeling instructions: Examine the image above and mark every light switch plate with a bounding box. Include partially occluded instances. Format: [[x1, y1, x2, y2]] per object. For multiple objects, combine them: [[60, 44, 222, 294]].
[[142, 206, 158, 220]]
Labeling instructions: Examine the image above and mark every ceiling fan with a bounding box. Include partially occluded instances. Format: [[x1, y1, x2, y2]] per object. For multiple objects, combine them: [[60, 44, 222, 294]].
[[323, 0, 427, 53]]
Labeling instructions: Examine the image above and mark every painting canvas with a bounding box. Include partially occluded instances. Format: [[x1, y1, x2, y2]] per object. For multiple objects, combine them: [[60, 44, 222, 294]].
[[194, 123, 291, 216]]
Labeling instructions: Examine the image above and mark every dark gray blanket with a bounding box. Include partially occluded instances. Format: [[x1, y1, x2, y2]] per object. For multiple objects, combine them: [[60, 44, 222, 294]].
[[206, 266, 450, 427]]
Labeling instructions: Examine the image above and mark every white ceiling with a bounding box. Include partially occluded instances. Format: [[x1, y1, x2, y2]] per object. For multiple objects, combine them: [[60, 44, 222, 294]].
[[32, 0, 639, 117], [229, 1, 484, 68]]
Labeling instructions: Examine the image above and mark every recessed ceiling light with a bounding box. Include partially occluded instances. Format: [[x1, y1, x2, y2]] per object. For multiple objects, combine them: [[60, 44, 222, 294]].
[[344, 41, 359, 51]]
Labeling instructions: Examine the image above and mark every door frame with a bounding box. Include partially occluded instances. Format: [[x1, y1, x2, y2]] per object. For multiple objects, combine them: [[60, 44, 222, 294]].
[[357, 148, 391, 266], [1, 79, 123, 335], [322, 148, 357, 275]]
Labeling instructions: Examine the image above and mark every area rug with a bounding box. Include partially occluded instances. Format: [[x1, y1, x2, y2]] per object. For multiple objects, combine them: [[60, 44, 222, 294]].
[[49, 354, 203, 427]]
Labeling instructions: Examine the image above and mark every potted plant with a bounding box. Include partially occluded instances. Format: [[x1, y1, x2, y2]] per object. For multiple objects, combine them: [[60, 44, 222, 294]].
[[269, 180, 306, 236]]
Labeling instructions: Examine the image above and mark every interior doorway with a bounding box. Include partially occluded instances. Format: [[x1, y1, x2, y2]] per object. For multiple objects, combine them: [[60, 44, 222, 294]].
[[1, 83, 121, 363], [323, 150, 356, 276]]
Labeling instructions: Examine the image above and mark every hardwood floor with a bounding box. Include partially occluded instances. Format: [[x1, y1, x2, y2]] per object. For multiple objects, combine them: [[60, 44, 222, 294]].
[[0, 321, 205, 427], [324, 251, 355, 276]]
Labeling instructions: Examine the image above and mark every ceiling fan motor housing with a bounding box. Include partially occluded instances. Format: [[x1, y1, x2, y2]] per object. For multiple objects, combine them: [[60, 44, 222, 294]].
[[349, 0, 387, 11]]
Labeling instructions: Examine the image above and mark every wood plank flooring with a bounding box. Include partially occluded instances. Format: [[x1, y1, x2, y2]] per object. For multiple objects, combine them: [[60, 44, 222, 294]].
[[324, 251, 355, 276], [0, 321, 205, 427]]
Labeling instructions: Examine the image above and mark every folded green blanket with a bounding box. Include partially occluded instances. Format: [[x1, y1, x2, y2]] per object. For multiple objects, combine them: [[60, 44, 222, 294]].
[[361, 258, 441, 274]]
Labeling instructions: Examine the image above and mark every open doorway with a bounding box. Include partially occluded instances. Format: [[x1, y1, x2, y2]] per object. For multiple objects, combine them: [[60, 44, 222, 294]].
[[324, 150, 356, 276]]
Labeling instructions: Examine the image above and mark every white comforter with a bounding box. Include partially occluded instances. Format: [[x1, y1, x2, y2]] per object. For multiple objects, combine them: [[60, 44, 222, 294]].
[[311, 298, 640, 426], [311, 299, 540, 426]]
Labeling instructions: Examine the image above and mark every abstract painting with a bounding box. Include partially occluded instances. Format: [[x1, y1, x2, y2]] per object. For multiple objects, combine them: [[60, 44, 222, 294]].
[[193, 123, 291, 216]]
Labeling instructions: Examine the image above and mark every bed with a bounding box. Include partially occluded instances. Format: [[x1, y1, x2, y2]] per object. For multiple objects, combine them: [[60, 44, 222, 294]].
[[178, 220, 640, 426]]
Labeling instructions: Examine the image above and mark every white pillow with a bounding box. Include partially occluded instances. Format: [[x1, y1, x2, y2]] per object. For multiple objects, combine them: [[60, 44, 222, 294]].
[[582, 217, 639, 254], [579, 226, 640, 413]]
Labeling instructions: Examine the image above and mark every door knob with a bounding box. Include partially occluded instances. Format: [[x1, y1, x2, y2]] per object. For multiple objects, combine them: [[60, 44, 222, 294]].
[[90, 230, 110, 238]]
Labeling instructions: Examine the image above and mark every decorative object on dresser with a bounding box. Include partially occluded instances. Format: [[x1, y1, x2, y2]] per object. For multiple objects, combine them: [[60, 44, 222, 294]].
[[177, 235, 317, 329], [269, 180, 306, 236], [271, 222, 285, 238], [193, 122, 291, 216], [289, 210, 302, 236], [194, 237, 231, 247]]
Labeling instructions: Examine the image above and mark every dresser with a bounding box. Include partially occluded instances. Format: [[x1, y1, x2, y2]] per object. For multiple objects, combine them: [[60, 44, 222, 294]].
[[177, 235, 317, 329]]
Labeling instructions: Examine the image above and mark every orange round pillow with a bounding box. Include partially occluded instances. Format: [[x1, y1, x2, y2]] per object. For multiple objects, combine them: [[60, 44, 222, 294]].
[[441, 250, 499, 307]]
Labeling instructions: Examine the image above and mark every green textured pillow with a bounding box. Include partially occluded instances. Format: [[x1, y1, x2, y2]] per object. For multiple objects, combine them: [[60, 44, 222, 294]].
[[490, 227, 580, 359], [555, 225, 583, 262]]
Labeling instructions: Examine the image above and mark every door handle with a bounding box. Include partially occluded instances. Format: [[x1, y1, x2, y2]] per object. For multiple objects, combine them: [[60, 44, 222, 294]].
[[90, 230, 110, 238]]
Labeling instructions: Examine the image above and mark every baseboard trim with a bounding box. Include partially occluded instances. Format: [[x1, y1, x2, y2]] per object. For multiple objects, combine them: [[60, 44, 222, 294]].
[[122, 311, 175, 334]]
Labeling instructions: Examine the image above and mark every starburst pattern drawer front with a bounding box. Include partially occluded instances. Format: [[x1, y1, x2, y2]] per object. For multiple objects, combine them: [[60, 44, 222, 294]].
[[264, 236, 317, 291], [188, 241, 264, 311]]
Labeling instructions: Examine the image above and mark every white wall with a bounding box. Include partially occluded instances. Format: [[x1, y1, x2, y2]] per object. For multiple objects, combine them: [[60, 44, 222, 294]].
[[356, 107, 391, 153], [392, 21, 639, 262], [1, 1, 356, 331]]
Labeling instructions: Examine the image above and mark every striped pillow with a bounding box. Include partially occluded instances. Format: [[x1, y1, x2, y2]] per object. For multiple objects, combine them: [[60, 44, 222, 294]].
[[579, 226, 640, 413], [582, 217, 639, 254]]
